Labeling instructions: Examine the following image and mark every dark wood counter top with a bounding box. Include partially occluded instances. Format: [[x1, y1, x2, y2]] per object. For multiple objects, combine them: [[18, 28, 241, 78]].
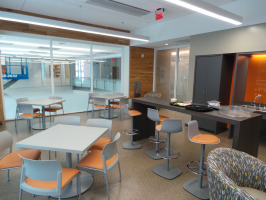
[[132, 97, 262, 157]]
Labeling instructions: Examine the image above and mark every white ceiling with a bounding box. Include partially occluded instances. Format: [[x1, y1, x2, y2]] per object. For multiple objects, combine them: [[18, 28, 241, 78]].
[[0, 0, 239, 31]]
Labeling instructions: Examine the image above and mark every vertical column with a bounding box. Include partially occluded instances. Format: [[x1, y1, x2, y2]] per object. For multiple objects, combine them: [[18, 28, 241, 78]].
[[153, 49, 157, 92], [50, 40, 54, 96], [90, 45, 93, 92], [174, 48, 179, 99]]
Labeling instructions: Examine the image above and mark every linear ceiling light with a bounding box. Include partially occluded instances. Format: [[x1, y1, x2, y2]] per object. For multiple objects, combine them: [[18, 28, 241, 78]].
[[0, 11, 149, 42], [164, 0, 243, 25]]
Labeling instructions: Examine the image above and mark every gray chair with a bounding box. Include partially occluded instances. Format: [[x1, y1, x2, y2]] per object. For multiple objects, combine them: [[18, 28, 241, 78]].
[[50, 116, 81, 160], [87, 92, 99, 115], [86, 118, 112, 151], [112, 97, 129, 119], [183, 120, 220, 199], [19, 157, 81, 200], [146, 108, 168, 160], [122, 104, 142, 149], [44, 96, 64, 121], [92, 97, 110, 118], [76, 132, 121, 200], [153, 119, 183, 179], [15, 104, 43, 134], [0, 130, 41, 182], [16, 98, 40, 114]]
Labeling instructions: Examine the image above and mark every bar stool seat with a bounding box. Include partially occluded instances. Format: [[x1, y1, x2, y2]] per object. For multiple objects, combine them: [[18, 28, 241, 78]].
[[122, 104, 142, 150], [183, 120, 220, 200], [153, 119, 183, 180]]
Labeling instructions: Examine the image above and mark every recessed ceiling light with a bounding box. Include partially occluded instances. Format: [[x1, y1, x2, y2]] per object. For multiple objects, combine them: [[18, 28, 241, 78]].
[[0, 11, 150, 42], [165, 43, 169, 45], [164, 0, 243, 25]]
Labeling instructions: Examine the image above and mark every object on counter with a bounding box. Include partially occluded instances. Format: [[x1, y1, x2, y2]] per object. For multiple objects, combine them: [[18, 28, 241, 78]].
[[170, 101, 192, 107], [207, 100, 220, 109], [219, 106, 254, 117], [170, 98, 177, 103], [185, 104, 214, 112]]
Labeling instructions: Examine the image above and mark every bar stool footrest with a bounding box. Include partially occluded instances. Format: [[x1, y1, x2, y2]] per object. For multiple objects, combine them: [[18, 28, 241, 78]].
[[145, 148, 166, 160], [121, 129, 140, 136], [148, 136, 167, 144], [159, 148, 181, 160], [187, 161, 207, 176]]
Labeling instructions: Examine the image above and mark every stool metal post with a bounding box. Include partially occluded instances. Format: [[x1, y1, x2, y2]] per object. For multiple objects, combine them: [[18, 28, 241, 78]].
[[183, 120, 220, 199], [152, 119, 182, 180]]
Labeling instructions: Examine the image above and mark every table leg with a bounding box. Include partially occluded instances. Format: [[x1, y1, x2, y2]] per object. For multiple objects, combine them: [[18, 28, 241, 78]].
[[42, 106, 46, 129], [99, 99, 118, 119], [32, 106, 54, 130]]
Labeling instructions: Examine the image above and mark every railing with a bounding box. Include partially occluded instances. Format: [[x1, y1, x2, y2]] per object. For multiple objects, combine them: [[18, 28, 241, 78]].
[[73, 77, 121, 92]]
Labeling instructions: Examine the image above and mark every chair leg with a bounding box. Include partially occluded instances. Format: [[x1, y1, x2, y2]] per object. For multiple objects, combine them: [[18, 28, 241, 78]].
[[87, 103, 89, 115], [15, 119, 18, 134], [30, 119, 33, 134], [58, 194, 61, 200], [7, 169, 10, 181], [19, 188, 22, 200], [104, 172, 110, 200], [92, 107, 94, 118], [77, 174, 81, 200], [118, 161, 122, 182], [49, 151, 51, 160], [76, 154, 79, 165], [55, 151, 57, 157]]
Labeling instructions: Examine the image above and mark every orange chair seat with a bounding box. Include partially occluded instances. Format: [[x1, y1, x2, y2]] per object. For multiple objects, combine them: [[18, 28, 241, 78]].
[[94, 105, 110, 108], [89, 101, 94, 104], [44, 106, 63, 112], [109, 101, 119, 105], [159, 115, 169, 122], [88, 138, 112, 151], [76, 150, 116, 170], [0, 149, 41, 170], [112, 105, 124, 109], [25, 167, 80, 189], [19, 113, 43, 118], [156, 124, 162, 131], [128, 110, 142, 117], [191, 134, 220, 144], [33, 108, 40, 113]]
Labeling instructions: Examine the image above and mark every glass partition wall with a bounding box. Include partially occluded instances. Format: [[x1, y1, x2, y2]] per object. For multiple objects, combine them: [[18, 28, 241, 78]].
[[155, 47, 190, 101], [0, 34, 123, 120]]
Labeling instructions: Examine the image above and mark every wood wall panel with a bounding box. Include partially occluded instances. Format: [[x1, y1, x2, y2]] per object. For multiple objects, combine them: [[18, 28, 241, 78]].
[[129, 47, 154, 98], [0, 20, 130, 45]]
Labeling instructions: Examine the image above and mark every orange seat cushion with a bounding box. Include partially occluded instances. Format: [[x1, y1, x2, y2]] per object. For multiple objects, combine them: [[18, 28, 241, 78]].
[[20, 113, 43, 118], [191, 134, 220, 144], [156, 124, 162, 131], [159, 115, 169, 122], [76, 150, 116, 170], [128, 110, 142, 117], [109, 101, 119, 105], [33, 108, 40, 113], [44, 106, 63, 112], [89, 101, 94, 104], [0, 149, 41, 170], [94, 105, 110, 108], [88, 138, 111, 151], [112, 105, 124, 109], [25, 167, 80, 189]]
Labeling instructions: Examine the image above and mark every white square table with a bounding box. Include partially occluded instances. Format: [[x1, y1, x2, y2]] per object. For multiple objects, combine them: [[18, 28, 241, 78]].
[[93, 93, 125, 118], [19, 99, 65, 130], [16, 124, 108, 198]]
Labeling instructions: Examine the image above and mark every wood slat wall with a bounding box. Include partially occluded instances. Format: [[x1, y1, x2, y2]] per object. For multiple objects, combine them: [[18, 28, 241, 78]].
[[129, 47, 154, 98]]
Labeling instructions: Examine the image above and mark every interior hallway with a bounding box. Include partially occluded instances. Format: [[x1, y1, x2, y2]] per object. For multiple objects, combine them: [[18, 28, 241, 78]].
[[1, 109, 265, 200]]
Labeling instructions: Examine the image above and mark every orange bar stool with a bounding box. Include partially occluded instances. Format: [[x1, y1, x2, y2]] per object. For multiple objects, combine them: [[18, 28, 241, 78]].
[[146, 108, 168, 160], [122, 104, 142, 150], [153, 119, 183, 179], [183, 120, 220, 199]]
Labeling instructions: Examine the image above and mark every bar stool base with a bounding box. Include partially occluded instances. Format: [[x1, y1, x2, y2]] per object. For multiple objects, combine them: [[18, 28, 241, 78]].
[[122, 141, 142, 149], [183, 178, 209, 200], [153, 163, 182, 180], [145, 149, 166, 160]]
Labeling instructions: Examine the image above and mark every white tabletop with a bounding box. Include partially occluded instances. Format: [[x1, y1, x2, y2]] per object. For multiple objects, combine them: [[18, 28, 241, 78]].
[[18, 99, 65, 106], [16, 124, 108, 154], [94, 94, 125, 100]]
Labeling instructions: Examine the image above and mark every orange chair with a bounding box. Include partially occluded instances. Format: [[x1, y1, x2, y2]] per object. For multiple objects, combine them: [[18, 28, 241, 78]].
[[92, 97, 110, 118], [183, 120, 220, 199], [15, 104, 43, 134], [112, 97, 129, 119], [44, 96, 64, 121], [86, 119, 112, 151], [122, 104, 142, 149], [0, 131, 41, 181], [76, 132, 121, 200], [19, 157, 81, 200], [87, 92, 99, 115], [16, 98, 40, 114]]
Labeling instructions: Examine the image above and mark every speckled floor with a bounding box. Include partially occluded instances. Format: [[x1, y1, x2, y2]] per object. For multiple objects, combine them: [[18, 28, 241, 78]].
[[0, 110, 265, 200]]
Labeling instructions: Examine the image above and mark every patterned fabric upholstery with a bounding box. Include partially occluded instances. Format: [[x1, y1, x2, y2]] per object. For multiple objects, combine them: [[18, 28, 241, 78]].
[[207, 148, 266, 200]]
